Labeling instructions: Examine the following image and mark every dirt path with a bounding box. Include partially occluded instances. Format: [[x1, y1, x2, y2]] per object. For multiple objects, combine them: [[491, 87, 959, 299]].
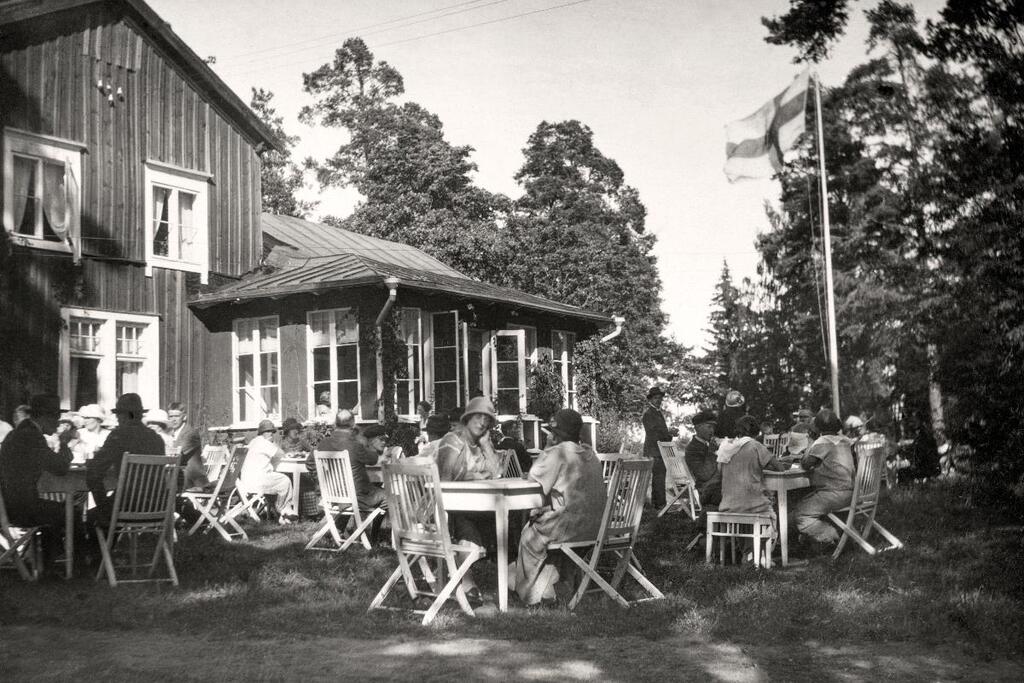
[[1, 625, 1021, 681]]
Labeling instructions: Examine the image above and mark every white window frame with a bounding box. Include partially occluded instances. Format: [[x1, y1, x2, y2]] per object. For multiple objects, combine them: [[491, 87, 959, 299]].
[[232, 316, 281, 425], [3, 127, 84, 254], [143, 160, 211, 283], [552, 329, 577, 410], [489, 329, 527, 415], [508, 324, 537, 365], [394, 307, 423, 417], [429, 310, 461, 412], [305, 308, 361, 418], [58, 307, 159, 411]]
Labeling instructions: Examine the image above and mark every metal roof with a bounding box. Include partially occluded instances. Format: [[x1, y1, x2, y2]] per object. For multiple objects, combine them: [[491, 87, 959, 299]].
[[190, 215, 611, 324]]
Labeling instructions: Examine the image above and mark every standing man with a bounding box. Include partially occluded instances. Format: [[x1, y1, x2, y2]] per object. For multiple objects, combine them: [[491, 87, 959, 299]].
[[0, 394, 73, 576], [642, 385, 678, 509], [87, 393, 166, 525], [684, 410, 722, 507]]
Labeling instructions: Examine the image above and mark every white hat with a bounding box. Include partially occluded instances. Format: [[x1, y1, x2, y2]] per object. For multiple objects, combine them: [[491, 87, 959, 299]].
[[144, 408, 169, 426], [78, 404, 106, 421], [844, 415, 865, 430], [787, 431, 809, 455]]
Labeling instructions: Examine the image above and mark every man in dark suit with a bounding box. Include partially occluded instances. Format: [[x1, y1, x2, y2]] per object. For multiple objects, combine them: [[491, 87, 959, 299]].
[[685, 410, 721, 507], [0, 394, 73, 575], [642, 385, 678, 509]]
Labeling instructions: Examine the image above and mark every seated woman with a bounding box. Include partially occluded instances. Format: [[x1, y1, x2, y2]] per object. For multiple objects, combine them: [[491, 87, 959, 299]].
[[510, 409, 606, 606], [717, 415, 789, 520], [241, 420, 294, 522], [435, 397, 503, 603]]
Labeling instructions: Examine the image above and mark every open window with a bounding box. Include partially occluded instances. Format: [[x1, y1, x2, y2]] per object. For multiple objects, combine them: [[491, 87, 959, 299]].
[[430, 311, 461, 412], [487, 329, 527, 416], [552, 330, 577, 410], [144, 160, 210, 283], [394, 308, 423, 416], [3, 128, 83, 258], [233, 316, 280, 424]]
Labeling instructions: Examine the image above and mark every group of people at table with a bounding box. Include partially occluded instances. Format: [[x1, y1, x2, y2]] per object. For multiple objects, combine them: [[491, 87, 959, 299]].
[[644, 386, 876, 558]]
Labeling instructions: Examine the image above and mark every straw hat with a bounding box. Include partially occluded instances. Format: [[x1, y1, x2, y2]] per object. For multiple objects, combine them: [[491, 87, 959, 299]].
[[461, 396, 497, 425], [725, 390, 745, 408], [257, 419, 277, 434], [78, 404, 106, 421], [144, 409, 169, 426]]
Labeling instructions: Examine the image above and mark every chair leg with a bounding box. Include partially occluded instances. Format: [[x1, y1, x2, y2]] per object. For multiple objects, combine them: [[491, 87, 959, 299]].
[[304, 509, 341, 550], [343, 508, 382, 551], [95, 528, 118, 587], [423, 550, 481, 624], [561, 546, 630, 609]]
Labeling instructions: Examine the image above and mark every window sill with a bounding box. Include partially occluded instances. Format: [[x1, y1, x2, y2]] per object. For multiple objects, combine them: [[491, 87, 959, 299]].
[[6, 233, 71, 253], [146, 257, 208, 283]]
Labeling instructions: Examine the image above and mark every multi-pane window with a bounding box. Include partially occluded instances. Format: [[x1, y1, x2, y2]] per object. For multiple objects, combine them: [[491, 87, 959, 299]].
[[395, 308, 422, 415], [144, 161, 209, 283], [492, 330, 526, 415], [307, 309, 360, 416], [431, 311, 461, 412], [3, 128, 82, 252], [234, 317, 280, 423], [61, 309, 158, 411], [552, 330, 577, 410]]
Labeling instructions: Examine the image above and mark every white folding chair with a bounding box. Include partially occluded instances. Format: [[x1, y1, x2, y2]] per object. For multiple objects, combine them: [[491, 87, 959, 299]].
[[657, 441, 701, 519], [221, 447, 266, 525], [829, 440, 904, 559], [200, 444, 230, 481], [501, 449, 524, 478], [184, 446, 248, 542], [305, 450, 384, 551], [95, 454, 179, 587], [597, 453, 633, 487], [549, 459, 664, 609], [0, 487, 42, 581], [369, 460, 483, 625]]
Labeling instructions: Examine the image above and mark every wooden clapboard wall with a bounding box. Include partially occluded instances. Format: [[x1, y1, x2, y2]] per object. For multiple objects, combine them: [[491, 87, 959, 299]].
[[0, 4, 265, 418]]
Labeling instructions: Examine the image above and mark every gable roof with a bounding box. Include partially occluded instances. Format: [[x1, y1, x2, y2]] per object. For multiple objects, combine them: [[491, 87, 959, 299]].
[[190, 214, 611, 325], [0, 0, 282, 152]]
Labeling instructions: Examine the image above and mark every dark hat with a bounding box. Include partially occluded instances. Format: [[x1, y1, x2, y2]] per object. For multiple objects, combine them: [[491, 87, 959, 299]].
[[282, 417, 303, 432], [257, 419, 277, 434], [361, 424, 387, 440], [425, 414, 450, 435], [792, 408, 814, 420], [28, 394, 61, 418], [692, 409, 718, 426], [547, 408, 583, 442], [112, 393, 145, 415], [647, 385, 666, 399], [813, 409, 842, 435]]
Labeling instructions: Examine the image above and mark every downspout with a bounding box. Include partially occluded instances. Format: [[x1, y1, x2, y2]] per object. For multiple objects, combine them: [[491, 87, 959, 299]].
[[600, 315, 625, 343], [375, 277, 400, 421]]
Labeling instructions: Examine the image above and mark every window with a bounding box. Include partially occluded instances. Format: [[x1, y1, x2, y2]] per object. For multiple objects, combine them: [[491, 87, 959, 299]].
[[60, 308, 159, 411], [491, 329, 527, 415], [431, 311, 461, 412], [307, 309, 360, 416], [552, 330, 577, 409], [508, 324, 537, 364], [3, 128, 83, 254], [234, 317, 280, 424], [394, 308, 422, 416], [144, 161, 210, 283]]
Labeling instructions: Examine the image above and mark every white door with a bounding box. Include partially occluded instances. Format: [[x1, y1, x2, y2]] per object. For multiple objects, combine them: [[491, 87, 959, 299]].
[[489, 329, 526, 415]]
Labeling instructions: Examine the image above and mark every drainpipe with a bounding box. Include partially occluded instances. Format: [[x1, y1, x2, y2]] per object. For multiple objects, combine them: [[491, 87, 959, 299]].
[[600, 315, 625, 343], [375, 277, 400, 421]]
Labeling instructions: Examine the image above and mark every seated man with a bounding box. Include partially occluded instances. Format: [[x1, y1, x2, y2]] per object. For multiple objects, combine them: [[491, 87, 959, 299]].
[[795, 409, 855, 555], [240, 420, 294, 522], [88, 393, 166, 526], [313, 410, 386, 513], [511, 409, 607, 606], [0, 394, 74, 576], [684, 410, 721, 507]]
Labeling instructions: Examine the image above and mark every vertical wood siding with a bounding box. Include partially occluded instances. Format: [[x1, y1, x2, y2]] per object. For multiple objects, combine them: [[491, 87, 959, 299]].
[[1, 8, 266, 426]]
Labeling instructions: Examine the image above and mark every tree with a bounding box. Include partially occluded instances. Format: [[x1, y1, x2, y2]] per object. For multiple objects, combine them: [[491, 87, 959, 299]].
[[249, 88, 314, 218]]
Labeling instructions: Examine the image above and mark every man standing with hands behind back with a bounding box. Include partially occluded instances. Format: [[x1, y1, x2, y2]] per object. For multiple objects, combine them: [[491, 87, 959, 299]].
[[642, 385, 678, 509]]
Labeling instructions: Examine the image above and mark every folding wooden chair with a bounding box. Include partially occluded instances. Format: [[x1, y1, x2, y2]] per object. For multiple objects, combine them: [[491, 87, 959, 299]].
[[657, 441, 701, 519], [597, 453, 632, 487], [95, 454, 179, 587], [763, 433, 791, 458], [200, 444, 230, 481], [305, 450, 384, 551], [221, 447, 267, 525], [183, 446, 248, 542], [829, 440, 904, 559], [705, 512, 776, 568], [501, 449, 524, 478], [0, 487, 42, 581], [368, 461, 482, 625], [549, 459, 664, 609]]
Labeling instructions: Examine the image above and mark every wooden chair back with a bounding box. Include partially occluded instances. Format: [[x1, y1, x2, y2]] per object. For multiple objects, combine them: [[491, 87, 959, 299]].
[[851, 439, 887, 512], [382, 446, 404, 461], [220, 445, 248, 493], [107, 454, 179, 529], [313, 450, 357, 508], [200, 445, 230, 480], [501, 449, 523, 478], [657, 442, 692, 485], [599, 458, 652, 544], [763, 433, 791, 458], [597, 453, 634, 485], [380, 460, 452, 554]]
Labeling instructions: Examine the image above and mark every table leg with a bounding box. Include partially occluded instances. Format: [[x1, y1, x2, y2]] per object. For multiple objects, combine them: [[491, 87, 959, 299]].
[[290, 470, 301, 515], [64, 492, 74, 580], [778, 489, 789, 567], [495, 498, 508, 611]]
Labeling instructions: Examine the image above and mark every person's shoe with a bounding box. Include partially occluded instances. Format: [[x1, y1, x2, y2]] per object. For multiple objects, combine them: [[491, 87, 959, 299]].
[[464, 587, 483, 606]]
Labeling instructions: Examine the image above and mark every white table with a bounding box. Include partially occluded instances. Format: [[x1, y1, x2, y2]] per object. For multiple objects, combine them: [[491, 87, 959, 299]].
[[763, 467, 810, 566], [438, 478, 545, 611], [275, 457, 308, 515]]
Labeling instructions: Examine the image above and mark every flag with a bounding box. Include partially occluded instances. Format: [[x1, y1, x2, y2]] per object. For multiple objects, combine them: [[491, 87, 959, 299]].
[[724, 70, 810, 183]]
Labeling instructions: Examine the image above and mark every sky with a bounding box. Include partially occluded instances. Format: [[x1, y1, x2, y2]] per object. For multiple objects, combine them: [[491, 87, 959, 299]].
[[147, 0, 942, 350]]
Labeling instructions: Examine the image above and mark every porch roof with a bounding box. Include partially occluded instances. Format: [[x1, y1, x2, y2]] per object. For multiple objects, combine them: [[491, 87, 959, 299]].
[[190, 216, 611, 325]]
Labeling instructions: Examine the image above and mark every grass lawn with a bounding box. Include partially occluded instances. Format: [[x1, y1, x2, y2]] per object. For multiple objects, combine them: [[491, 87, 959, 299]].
[[2, 479, 1023, 681]]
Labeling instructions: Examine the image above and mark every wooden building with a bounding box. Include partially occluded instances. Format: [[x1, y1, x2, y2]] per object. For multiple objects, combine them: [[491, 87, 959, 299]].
[[0, 0, 280, 423]]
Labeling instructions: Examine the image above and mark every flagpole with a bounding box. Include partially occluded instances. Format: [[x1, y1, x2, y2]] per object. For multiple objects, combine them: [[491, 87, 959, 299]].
[[813, 72, 841, 416]]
